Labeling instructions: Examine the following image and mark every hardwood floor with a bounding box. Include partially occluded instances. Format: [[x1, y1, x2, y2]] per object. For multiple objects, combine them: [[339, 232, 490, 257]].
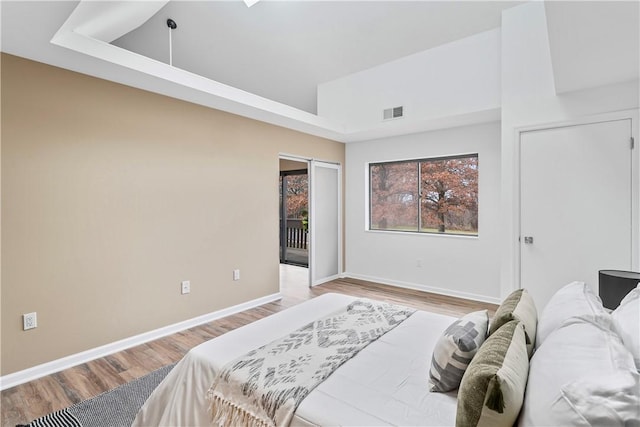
[[1, 267, 497, 426]]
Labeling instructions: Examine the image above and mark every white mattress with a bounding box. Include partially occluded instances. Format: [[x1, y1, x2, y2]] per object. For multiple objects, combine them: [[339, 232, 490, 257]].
[[132, 293, 458, 426]]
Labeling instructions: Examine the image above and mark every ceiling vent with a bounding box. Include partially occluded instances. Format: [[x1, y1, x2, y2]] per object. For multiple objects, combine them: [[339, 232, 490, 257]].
[[383, 106, 404, 120]]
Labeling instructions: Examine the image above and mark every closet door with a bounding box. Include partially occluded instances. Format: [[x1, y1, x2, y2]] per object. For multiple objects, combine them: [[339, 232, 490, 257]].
[[309, 161, 342, 286], [520, 119, 633, 309]]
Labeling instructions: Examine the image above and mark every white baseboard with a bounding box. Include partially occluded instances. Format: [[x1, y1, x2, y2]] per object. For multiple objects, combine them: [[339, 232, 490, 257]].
[[311, 273, 342, 287], [0, 292, 282, 391], [344, 272, 502, 305]]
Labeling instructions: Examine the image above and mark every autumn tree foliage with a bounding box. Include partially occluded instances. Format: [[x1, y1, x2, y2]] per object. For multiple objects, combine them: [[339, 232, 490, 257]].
[[370, 162, 419, 231], [420, 156, 478, 233], [370, 156, 478, 234], [282, 174, 308, 219]]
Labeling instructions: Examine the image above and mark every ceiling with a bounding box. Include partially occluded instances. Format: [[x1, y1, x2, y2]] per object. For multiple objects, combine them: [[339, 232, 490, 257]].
[[113, 1, 522, 114], [545, 1, 639, 94], [1, 1, 638, 143]]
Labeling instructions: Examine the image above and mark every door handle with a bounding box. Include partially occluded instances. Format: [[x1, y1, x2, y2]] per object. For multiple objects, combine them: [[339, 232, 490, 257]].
[[524, 236, 534, 244]]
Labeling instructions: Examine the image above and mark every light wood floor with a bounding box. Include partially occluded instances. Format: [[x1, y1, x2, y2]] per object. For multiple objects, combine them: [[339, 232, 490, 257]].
[[1, 266, 497, 426]]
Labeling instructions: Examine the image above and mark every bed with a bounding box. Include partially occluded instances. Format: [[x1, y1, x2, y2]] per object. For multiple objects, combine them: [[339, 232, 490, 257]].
[[133, 284, 640, 427], [132, 293, 459, 426]]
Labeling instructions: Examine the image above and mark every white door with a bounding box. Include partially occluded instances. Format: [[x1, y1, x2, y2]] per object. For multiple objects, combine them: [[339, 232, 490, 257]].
[[520, 119, 633, 309], [309, 161, 342, 286]]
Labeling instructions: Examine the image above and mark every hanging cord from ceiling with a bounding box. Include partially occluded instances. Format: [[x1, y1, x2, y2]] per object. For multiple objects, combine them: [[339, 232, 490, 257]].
[[167, 18, 177, 66]]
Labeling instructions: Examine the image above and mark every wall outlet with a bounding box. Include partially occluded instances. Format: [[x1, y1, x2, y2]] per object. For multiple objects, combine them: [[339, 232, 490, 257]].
[[233, 269, 240, 281], [416, 259, 423, 268], [23, 312, 37, 330], [181, 280, 191, 295]]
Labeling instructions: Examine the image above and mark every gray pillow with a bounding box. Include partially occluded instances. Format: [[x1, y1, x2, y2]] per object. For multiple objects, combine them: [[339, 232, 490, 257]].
[[429, 310, 489, 392]]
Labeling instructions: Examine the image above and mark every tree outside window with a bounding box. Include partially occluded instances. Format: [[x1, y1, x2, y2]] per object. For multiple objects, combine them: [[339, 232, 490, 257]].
[[284, 174, 308, 219], [370, 154, 478, 235]]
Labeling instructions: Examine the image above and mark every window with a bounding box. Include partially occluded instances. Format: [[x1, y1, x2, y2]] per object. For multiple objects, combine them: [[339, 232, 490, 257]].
[[369, 154, 478, 235]]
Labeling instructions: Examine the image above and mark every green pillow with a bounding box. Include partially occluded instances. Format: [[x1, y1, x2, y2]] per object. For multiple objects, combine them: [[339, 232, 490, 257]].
[[456, 320, 529, 427], [489, 289, 537, 356]]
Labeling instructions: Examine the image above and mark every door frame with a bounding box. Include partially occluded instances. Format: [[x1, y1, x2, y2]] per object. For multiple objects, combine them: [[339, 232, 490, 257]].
[[279, 153, 343, 288], [513, 109, 639, 291]]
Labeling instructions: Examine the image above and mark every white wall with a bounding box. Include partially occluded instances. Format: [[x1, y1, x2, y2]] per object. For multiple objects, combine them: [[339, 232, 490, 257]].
[[499, 2, 640, 298], [345, 122, 502, 303], [340, 1, 638, 304], [318, 29, 500, 132]]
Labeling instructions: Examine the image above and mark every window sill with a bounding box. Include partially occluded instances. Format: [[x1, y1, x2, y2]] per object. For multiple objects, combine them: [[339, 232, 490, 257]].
[[365, 229, 479, 239]]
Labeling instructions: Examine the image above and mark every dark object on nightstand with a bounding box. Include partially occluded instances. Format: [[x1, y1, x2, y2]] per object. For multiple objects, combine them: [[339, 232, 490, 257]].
[[599, 270, 640, 309]]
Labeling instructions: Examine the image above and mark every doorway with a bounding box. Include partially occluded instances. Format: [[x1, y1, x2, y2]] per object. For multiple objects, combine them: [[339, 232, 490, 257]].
[[279, 157, 310, 294], [279, 165, 309, 267], [519, 118, 634, 309], [278, 155, 343, 292]]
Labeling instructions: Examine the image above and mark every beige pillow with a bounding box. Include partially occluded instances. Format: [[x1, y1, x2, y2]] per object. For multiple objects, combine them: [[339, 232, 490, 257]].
[[456, 320, 529, 427], [429, 310, 489, 392], [489, 289, 537, 356]]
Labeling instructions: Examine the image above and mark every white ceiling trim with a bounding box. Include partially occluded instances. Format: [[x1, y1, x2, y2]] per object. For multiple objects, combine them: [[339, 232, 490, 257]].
[[51, 1, 348, 141], [47, 0, 502, 143]]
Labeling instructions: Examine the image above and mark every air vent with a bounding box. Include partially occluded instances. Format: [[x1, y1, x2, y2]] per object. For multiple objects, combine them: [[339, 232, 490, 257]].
[[383, 106, 404, 120]]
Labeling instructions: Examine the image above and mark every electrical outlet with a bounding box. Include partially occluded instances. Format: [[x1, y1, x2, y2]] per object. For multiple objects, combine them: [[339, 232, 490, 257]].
[[23, 312, 37, 330], [181, 280, 191, 295], [416, 259, 422, 268], [233, 269, 240, 281]]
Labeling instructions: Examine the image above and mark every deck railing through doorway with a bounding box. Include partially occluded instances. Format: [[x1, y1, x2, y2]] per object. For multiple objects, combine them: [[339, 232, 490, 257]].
[[285, 219, 307, 249]]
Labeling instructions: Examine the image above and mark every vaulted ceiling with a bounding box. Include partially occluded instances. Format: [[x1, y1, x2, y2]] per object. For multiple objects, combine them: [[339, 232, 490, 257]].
[[112, 1, 522, 114], [1, 1, 638, 142]]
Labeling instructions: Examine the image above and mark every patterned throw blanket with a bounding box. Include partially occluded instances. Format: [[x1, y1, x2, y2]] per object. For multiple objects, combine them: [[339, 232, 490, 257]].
[[206, 299, 416, 427]]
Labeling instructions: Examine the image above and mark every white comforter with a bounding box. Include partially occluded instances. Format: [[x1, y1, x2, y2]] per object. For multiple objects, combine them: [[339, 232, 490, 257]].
[[132, 293, 458, 426]]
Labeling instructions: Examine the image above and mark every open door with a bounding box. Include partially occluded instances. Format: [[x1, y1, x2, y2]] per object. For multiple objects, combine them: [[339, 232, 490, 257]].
[[309, 160, 342, 286]]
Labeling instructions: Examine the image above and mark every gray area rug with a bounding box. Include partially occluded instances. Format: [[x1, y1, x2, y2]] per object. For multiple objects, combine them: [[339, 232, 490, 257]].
[[19, 364, 175, 427]]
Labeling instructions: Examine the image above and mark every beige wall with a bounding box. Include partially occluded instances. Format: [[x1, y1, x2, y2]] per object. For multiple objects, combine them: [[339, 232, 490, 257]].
[[0, 54, 344, 375]]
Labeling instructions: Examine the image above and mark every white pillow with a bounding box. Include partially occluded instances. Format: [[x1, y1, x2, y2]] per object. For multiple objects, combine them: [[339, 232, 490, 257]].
[[556, 370, 640, 426], [536, 281, 610, 347], [611, 284, 640, 370], [519, 317, 638, 427]]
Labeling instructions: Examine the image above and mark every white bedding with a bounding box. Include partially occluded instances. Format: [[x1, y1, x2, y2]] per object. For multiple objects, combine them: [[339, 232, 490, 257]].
[[132, 293, 458, 426]]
